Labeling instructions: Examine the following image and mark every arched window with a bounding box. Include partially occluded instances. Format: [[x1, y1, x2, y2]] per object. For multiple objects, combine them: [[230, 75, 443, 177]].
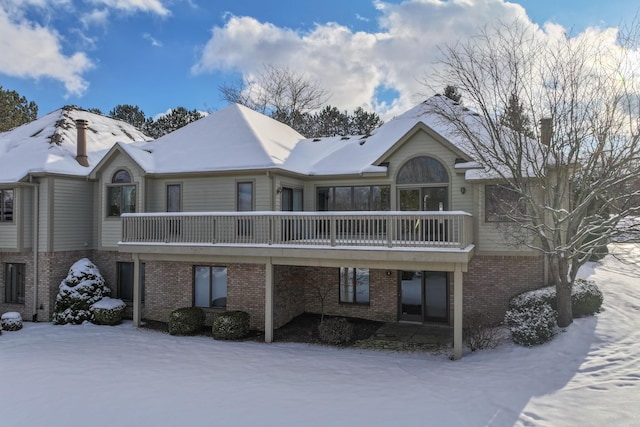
[[112, 169, 132, 183], [107, 169, 136, 216], [397, 156, 448, 184]]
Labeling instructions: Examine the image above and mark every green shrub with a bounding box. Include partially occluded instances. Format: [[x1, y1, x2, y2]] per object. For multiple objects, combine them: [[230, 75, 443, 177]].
[[504, 304, 557, 346], [212, 311, 250, 340], [572, 279, 604, 317], [318, 317, 353, 344], [168, 307, 205, 335], [92, 298, 126, 325]]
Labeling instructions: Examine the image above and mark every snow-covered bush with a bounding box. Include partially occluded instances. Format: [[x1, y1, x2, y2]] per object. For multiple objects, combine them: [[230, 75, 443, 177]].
[[92, 298, 126, 325], [318, 317, 353, 344], [168, 307, 205, 335], [509, 280, 603, 318], [52, 258, 111, 325], [212, 311, 250, 340], [572, 279, 604, 317], [504, 304, 557, 346], [1, 312, 23, 331], [463, 312, 501, 351]]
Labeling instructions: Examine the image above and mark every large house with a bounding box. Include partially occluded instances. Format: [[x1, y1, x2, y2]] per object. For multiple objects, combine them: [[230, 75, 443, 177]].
[[0, 97, 546, 359]]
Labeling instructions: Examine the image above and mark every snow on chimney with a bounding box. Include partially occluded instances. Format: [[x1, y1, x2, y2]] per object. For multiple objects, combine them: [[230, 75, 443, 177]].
[[540, 118, 552, 146], [75, 119, 89, 167]]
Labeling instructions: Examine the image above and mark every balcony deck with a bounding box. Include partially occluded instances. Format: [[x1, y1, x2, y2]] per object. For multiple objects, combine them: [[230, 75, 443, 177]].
[[120, 211, 475, 267]]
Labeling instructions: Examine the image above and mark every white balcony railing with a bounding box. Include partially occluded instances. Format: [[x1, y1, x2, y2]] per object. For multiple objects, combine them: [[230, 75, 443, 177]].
[[121, 211, 474, 249]]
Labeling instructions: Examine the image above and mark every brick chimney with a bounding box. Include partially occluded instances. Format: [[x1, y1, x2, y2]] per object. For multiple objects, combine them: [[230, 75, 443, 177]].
[[540, 118, 552, 146], [75, 119, 89, 167]]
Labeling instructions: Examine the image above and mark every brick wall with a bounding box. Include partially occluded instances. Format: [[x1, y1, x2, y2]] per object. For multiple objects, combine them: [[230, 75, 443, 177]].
[[463, 255, 545, 323], [274, 265, 306, 328], [228, 263, 266, 330], [0, 252, 35, 321], [141, 260, 192, 323], [302, 267, 397, 322]]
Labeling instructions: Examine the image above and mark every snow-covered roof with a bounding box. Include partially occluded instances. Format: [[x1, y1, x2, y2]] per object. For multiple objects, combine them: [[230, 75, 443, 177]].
[[0, 107, 151, 184], [284, 97, 477, 175], [126, 103, 305, 174]]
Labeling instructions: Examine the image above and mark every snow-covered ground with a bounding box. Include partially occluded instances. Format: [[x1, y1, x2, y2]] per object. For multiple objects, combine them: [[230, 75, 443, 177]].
[[2, 246, 639, 427]]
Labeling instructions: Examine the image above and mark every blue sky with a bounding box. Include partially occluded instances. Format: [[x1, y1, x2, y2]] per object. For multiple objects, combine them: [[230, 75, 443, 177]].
[[0, 0, 637, 120]]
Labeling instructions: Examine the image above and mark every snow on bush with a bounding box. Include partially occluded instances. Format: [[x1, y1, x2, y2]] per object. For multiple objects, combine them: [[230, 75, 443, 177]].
[[505, 279, 603, 346], [52, 258, 111, 325], [92, 297, 126, 325], [212, 311, 250, 340], [1, 311, 23, 331], [505, 304, 557, 346]]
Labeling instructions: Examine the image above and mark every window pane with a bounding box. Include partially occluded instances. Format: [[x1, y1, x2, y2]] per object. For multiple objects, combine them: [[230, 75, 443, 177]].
[[397, 157, 449, 184], [355, 268, 370, 303], [354, 187, 370, 211], [333, 187, 352, 211], [317, 188, 330, 211], [167, 184, 181, 212], [281, 188, 292, 211], [292, 189, 303, 211], [122, 185, 136, 213], [108, 186, 122, 216], [118, 262, 134, 301], [194, 266, 210, 307], [1, 190, 13, 221], [339, 267, 354, 303], [112, 169, 132, 183], [238, 182, 253, 211], [211, 267, 227, 308], [5, 263, 25, 304], [371, 186, 391, 211]]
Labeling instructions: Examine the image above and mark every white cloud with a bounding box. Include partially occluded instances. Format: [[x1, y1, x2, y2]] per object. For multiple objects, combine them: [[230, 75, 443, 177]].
[[143, 32, 163, 47], [190, 0, 546, 118], [0, 7, 93, 96], [355, 13, 370, 22], [89, 0, 170, 16], [81, 8, 110, 29]]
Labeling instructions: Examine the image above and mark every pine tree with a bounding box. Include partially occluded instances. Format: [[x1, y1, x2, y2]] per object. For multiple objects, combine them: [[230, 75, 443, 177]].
[[500, 92, 534, 138], [0, 86, 38, 131]]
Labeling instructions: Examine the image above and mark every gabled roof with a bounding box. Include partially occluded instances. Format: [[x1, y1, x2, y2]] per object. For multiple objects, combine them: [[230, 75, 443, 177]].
[[283, 96, 477, 176], [126, 103, 305, 174], [0, 107, 151, 184]]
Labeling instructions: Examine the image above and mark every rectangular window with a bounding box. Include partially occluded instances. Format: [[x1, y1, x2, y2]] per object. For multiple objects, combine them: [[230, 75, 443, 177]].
[[317, 186, 390, 211], [485, 184, 524, 222], [194, 266, 227, 308], [237, 182, 253, 211], [117, 262, 145, 302], [166, 184, 181, 212], [339, 267, 370, 304], [107, 185, 136, 216], [0, 189, 14, 222], [281, 187, 303, 211], [4, 263, 25, 304]]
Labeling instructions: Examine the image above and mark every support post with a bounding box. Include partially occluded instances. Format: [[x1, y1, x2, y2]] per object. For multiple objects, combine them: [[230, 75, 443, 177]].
[[265, 258, 274, 343], [453, 264, 463, 360], [133, 253, 142, 327]]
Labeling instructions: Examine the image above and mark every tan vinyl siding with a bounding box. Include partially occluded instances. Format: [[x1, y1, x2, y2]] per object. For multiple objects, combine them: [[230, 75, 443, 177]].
[[38, 178, 51, 251], [52, 178, 94, 251], [0, 221, 18, 251], [475, 184, 533, 253], [21, 187, 33, 250], [146, 174, 272, 213]]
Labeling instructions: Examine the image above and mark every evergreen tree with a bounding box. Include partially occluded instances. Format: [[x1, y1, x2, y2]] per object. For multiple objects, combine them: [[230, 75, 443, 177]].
[[500, 92, 534, 138], [146, 107, 205, 138], [0, 85, 38, 131], [349, 107, 383, 136], [109, 104, 147, 129]]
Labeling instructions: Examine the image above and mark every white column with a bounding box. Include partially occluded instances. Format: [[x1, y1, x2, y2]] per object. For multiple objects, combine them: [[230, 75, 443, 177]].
[[133, 253, 142, 327], [265, 258, 274, 343], [453, 264, 463, 360]]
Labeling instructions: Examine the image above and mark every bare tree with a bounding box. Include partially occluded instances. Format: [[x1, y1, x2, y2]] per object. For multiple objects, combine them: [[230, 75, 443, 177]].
[[427, 20, 640, 327], [219, 64, 330, 133]]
